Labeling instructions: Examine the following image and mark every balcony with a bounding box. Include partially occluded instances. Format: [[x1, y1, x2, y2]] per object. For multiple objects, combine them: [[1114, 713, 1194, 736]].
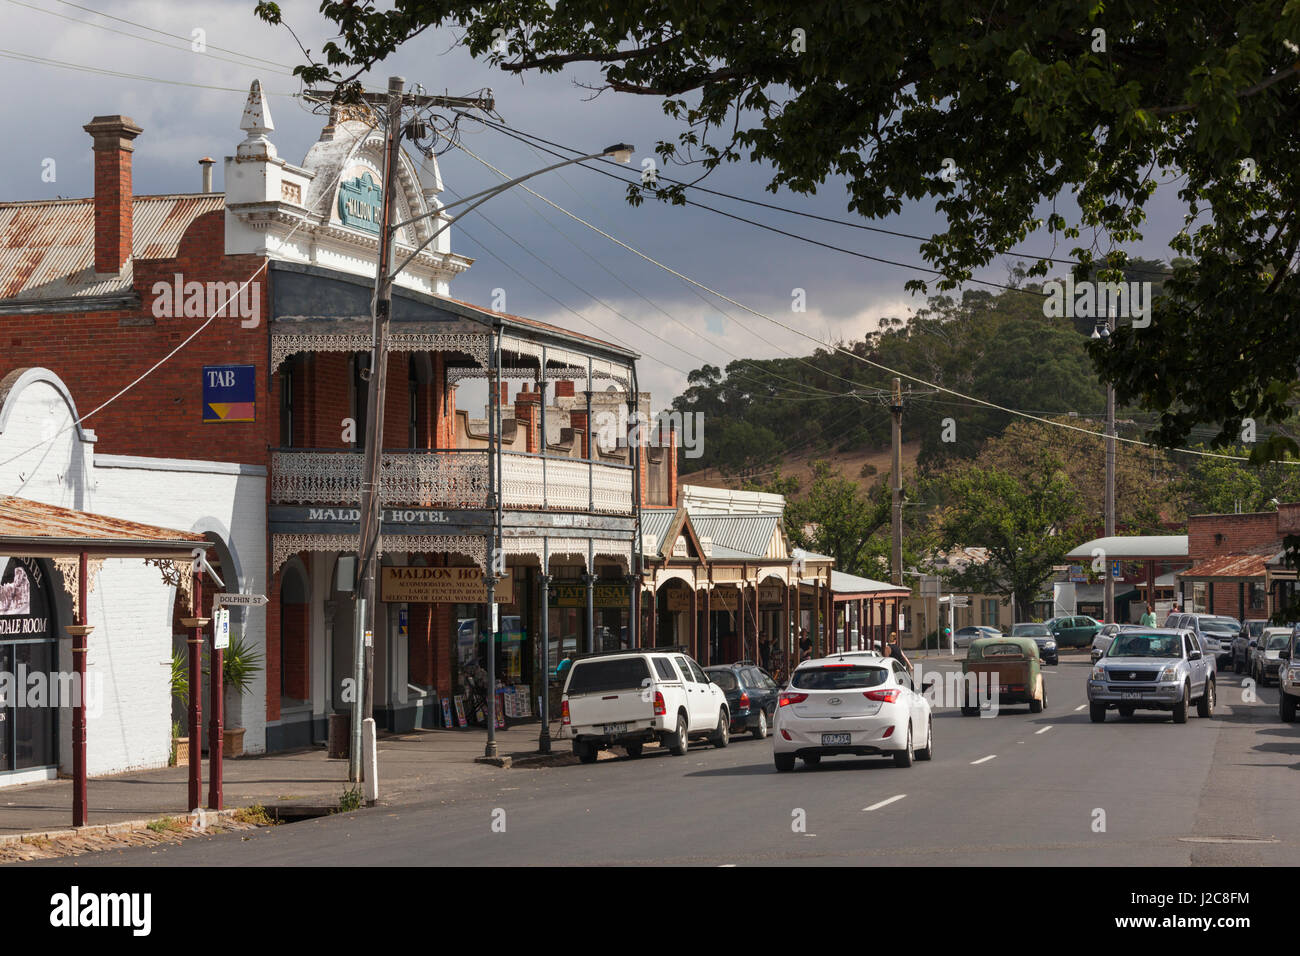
[[270, 449, 634, 514]]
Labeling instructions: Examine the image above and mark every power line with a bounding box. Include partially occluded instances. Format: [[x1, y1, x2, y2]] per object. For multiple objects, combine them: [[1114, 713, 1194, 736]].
[[0, 45, 297, 95]]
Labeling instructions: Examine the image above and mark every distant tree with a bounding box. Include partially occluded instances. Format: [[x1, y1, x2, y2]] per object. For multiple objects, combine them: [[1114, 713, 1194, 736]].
[[936, 452, 1086, 619]]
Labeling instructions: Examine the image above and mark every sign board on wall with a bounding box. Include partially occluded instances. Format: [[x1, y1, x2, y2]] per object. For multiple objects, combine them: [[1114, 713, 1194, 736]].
[[380, 566, 514, 604], [202, 365, 255, 423], [549, 584, 629, 608], [337, 169, 383, 234], [707, 589, 739, 611]]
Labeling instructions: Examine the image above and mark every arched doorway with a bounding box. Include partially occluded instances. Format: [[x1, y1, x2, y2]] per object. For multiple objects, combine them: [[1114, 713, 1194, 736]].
[[279, 560, 310, 707], [0, 557, 58, 777]]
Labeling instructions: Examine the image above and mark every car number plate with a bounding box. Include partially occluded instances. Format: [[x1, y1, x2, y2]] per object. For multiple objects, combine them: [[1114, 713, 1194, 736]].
[[603, 722, 628, 735], [821, 733, 851, 745], [1121, 692, 1141, 700]]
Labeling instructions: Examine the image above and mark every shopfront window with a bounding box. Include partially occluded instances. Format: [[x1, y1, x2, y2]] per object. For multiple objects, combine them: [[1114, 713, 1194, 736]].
[[0, 558, 58, 774]]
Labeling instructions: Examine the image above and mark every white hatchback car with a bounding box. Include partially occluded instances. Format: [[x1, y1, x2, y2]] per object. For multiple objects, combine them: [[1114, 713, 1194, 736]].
[[773, 655, 933, 771]]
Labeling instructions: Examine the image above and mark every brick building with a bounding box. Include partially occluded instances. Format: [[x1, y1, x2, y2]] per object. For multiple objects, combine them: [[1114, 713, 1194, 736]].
[[0, 80, 681, 776], [1178, 504, 1300, 620]]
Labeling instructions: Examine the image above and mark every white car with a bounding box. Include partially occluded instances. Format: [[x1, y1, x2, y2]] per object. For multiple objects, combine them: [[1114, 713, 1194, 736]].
[[773, 655, 934, 771], [561, 650, 730, 763]]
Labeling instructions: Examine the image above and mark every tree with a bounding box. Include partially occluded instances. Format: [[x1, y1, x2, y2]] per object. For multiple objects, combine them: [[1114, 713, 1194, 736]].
[[935, 451, 1086, 619], [767, 461, 892, 580], [258, 1, 1300, 459], [1178, 445, 1300, 516]]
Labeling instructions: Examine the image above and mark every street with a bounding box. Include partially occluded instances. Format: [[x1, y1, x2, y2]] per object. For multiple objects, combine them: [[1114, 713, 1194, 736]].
[[41, 657, 1297, 867]]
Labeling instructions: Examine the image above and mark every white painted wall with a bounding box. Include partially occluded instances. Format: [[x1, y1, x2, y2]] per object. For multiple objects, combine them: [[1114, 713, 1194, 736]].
[[0, 369, 271, 783]]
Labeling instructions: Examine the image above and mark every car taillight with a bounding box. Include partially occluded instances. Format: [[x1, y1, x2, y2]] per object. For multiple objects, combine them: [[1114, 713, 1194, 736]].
[[865, 689, 901, 703], [653, 691, 666, 716], [739, 692, 750, 709], [779, 692, 807, 707], [561, 700, 570, 725]]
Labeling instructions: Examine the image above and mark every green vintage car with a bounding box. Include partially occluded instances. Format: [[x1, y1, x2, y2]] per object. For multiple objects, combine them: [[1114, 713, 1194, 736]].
[[1046, 615, 1102, 648], [960, 636, 1046, 715]]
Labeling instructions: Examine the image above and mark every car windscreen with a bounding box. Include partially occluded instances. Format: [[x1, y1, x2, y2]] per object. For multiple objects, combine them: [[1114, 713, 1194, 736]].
[[1202, 619, 1238, 634], [1013, 625, 1050, 636], [1107, 633, 1182, 658], [566, 657, 651, 695], [707, 670, 738, 691], [1266, 634, 1290, 650], [791, 665, 889, 690]]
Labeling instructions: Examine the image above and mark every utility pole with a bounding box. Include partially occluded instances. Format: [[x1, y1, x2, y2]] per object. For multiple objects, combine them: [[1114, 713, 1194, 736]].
[[890, 377, 904, 586], [313, 76, 496, 782], [1103, 305, 1117, 622]]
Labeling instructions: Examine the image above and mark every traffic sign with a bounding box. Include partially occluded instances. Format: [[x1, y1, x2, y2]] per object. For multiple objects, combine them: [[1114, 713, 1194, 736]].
[[213, 593, 267, 607], [213, 608, 231, 651]]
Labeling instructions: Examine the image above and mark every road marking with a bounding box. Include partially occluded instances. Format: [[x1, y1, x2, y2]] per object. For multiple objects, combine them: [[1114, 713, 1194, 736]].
[[1035, 726, 1053, 735], [1074, 704, 1088, 712], [862, 794, 907, 812], [971, 754, 998, 765]]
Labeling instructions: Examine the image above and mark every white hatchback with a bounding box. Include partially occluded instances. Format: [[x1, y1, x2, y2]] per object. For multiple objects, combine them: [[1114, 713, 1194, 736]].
[[773, 655, 933, 771]]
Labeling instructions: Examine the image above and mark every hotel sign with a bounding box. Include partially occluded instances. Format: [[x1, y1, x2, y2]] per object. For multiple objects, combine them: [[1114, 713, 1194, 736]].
[[337, 170, 382, 234], [381, 566, 514, 604], [549, 584, 629, 609]]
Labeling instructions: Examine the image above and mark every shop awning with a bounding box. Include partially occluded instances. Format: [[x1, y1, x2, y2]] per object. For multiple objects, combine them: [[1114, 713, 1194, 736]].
[[1177, 552, 1270, 583], [0, 495, 208, 558]]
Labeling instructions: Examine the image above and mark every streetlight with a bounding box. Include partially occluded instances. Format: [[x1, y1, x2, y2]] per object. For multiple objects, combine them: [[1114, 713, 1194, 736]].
[[349, 75, 633, 771]]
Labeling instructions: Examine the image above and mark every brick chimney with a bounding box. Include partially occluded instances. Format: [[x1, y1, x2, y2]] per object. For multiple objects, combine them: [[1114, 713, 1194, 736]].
[[83, 115, 143, 275]]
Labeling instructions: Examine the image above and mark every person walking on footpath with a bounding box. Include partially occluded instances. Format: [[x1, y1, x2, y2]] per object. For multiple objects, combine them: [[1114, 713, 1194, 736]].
[[1139, 603, 1157, 627], [883, 630, 913, 676]]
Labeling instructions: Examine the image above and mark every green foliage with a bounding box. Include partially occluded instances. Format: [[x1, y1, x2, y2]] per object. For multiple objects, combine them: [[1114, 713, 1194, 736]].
[[170, 650, 189, 707], [1178, 445, 1300, 516], [338, 787, 364, 813], [935, 451, 1086, 616], [220, 633, 265, 700]]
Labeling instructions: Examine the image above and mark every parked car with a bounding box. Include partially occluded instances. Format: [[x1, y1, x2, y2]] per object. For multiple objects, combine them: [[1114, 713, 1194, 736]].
[[1164, 613, 1238, 667], [561, 650, 729, 762], [1045, 615, 1102, 648], [1232, 620, 1269, 673], [705, 662, 780, 739], [1087, 628, 1215, 723], [1248, 627, 1292, 686], [1276, 626, 1300, 721], [960, 635, 1046, 714], [773, 656, 934, 771], [953, 625, 1001, 649], [1091, 623, 1142, 663], [1010, 622, 1058, 665]]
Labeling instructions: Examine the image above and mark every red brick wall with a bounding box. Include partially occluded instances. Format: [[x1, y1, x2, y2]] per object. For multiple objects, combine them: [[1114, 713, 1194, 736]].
[[266, 567, 282, 722], [2, 211, 273, 464], [515, 386, 540, 453], [280, 600, 309, 700], [1187, 512, 1280, 618]]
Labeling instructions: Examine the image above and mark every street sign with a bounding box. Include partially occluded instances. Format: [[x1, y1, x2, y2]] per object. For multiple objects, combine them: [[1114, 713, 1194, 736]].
[[213, 593, 267, 607], [951, 596, 970, 608], [213, 607, 230, 651]]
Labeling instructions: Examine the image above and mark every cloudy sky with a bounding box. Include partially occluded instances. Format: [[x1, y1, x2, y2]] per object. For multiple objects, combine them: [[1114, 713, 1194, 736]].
[[0, 0, 1189, 408]]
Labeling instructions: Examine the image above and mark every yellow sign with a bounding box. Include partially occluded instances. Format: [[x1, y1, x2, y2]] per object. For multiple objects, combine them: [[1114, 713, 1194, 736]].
[[664, 589, 695, 611], [709, 589, 739, 610], [380, 566, 514, 604]]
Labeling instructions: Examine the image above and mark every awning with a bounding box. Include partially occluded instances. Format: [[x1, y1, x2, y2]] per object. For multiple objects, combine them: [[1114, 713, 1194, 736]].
[[1065, 535, 1188, 561], [1177, 553, 1269, 583]]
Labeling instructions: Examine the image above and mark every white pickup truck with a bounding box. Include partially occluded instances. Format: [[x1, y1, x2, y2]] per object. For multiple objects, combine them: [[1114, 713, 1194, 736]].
[[561, 650, 730, 762]]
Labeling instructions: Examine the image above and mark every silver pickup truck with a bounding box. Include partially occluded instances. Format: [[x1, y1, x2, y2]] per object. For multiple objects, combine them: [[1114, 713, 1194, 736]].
[[1087, 627, 1215, 723]]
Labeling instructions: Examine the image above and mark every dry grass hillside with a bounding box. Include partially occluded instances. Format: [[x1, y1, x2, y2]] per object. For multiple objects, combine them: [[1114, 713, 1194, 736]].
[[680, 440, 922, 493]]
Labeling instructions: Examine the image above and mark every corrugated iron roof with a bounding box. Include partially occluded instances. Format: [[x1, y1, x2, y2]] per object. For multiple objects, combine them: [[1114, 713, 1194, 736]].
[[0, 194, 224, 302], [831, 570, 911, 596], [1178, 552, 1270, 581], [688, 513, 781, 559], [1065, 535, 1188, 561], [640, 509, 677, 554], [0, 495, 205, 552]]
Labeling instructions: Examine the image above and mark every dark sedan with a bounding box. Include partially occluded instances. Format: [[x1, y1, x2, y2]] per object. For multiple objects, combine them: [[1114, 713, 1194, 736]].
[[704, 663, 780, 739], [1010, 622, 1059, 664]]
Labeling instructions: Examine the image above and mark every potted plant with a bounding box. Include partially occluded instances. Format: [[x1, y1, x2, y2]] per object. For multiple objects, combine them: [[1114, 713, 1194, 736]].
[[170, 650, 189, 765], [216, 633, 264, 758]]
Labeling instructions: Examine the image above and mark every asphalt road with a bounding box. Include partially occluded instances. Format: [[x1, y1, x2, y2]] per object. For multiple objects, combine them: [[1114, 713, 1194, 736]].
[[35, 657, 1300, 866]]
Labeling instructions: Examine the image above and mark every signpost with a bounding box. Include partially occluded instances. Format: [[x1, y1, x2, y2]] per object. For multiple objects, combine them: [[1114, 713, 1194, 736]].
[[213, 607, 230, 651], [213, 593, 268, 608]]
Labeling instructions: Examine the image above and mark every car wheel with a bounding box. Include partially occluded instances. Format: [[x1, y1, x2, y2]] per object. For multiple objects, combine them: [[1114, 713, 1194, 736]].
[[575, 741, 598, 764], [1173, 683, 1189, 724], [668, 713, 689, 755], [1282, 691, 1298, 723], [1197, 679, 1215, 718], [801, 755, 821, 767], [915, 716, 933, 761], [1117, 705, 1135, 718], [625, 741, 643, 758], [774, 752, 795, 773], [1029, 678, 1044, 714], [893, 723, 914, 767], [752, 710, 768, 740], [710, 710, 729, 748], [1089, 702, 1107, 723]]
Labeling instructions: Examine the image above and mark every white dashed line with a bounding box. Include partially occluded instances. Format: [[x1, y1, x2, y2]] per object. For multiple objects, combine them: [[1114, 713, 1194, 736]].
[[1074, 704, 1088, 712], [862, 794, 908, 812], [971, 754, 998, 765], [1035, 726, 1053, 735]]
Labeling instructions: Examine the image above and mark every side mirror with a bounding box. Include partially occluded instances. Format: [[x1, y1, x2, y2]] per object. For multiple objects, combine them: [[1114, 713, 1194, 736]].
[[1280, 650, 1291, 661], [1249, 641, 1257, 649], [1189, 649, 1203, 661], [922, 676, 937, 692]]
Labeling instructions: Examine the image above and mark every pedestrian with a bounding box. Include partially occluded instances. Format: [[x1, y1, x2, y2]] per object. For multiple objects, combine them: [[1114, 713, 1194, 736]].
[[883, 630, 913, 676], [798, 627, 812, 662], [1139, 603, 1157, 627]]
